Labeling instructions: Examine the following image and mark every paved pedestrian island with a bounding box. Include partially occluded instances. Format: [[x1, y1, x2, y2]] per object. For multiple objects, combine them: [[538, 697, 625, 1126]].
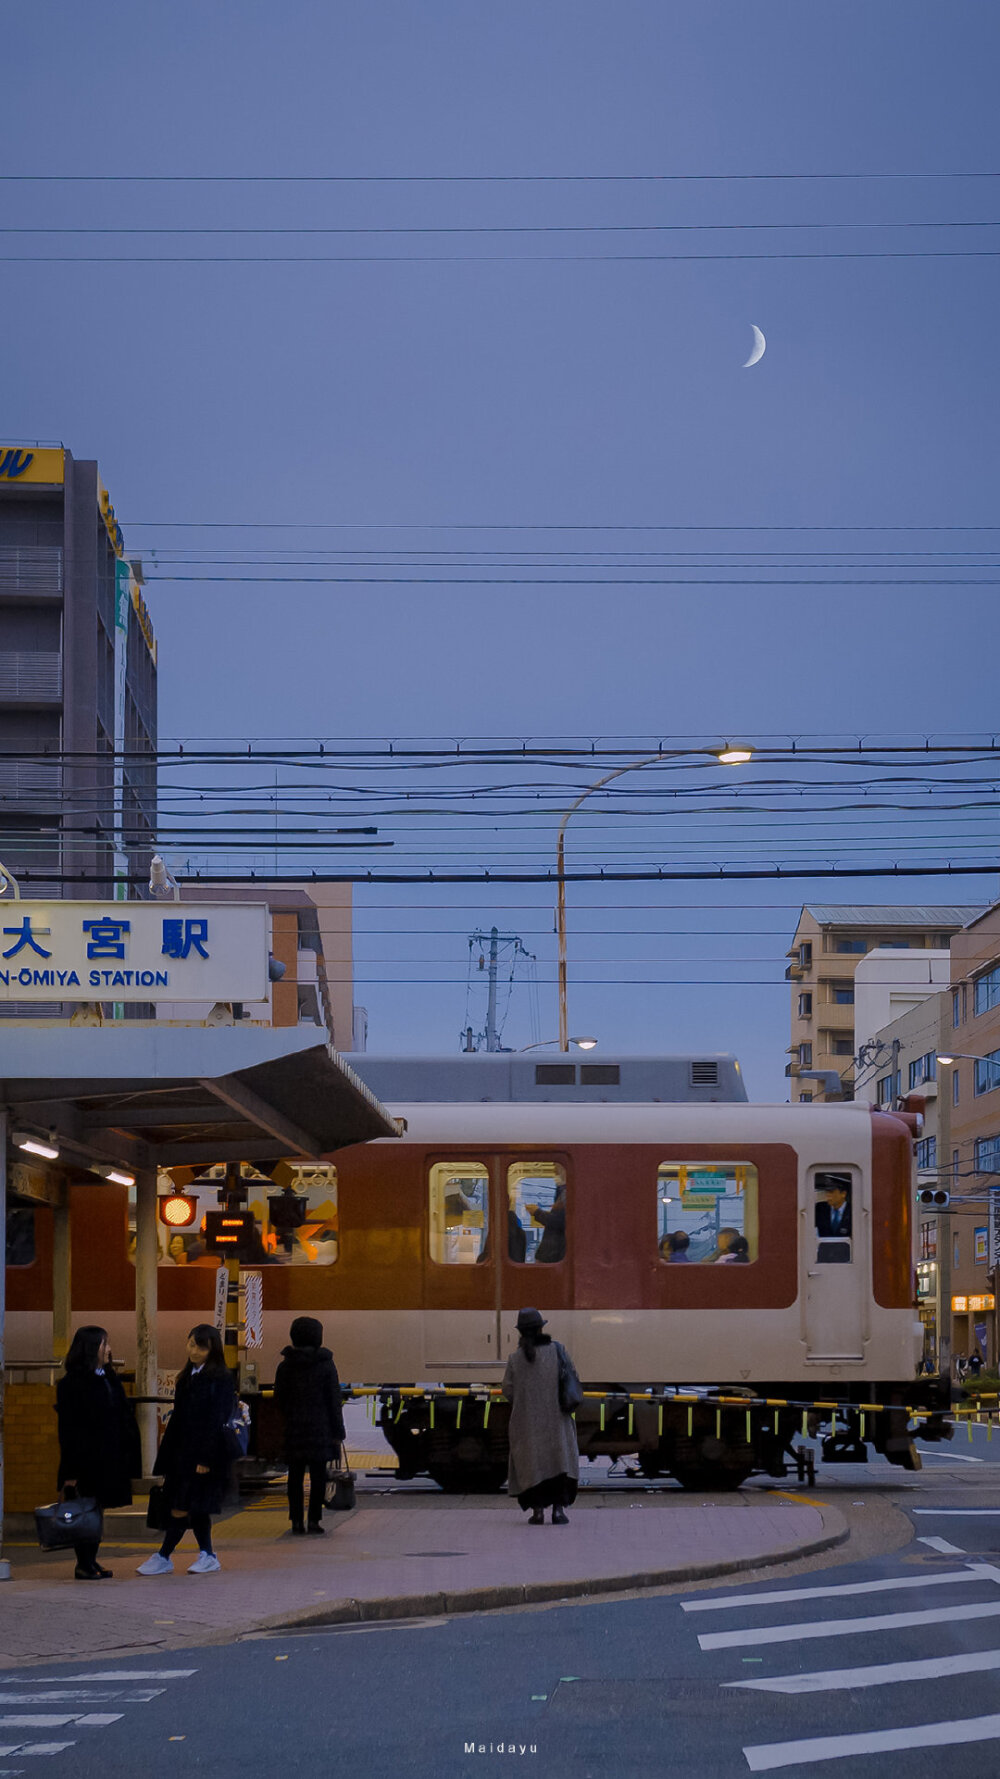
[[0, 1490, 841, 1665]]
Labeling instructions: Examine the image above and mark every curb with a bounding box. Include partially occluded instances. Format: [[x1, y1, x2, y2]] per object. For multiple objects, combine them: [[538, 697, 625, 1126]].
[[233, 1506, 850, 1638]]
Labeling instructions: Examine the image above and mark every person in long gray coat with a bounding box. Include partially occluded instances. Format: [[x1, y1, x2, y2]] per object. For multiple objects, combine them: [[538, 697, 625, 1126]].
[[502, 1307, 580, 1524]]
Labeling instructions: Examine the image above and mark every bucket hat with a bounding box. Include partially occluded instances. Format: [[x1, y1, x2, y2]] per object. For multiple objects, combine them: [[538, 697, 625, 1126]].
[[515, 1307, 547, 1333]]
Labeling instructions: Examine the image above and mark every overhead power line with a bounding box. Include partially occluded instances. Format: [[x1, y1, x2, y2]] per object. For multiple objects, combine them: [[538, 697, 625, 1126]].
[[2, 170, 998, 184], [5, 220, 1000, 235], [11, 861, 998, 888], [5, 248, 1000, 263]]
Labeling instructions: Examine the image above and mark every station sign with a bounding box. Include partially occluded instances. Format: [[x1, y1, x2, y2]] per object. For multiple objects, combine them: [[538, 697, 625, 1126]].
[[0, 900, 268, 1003]]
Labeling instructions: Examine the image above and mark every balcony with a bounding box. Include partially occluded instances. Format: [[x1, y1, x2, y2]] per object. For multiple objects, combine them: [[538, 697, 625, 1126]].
[[0, 546, 63, 599], [785, 963, 805, 981], [818, 1000, 855, 1031], [0, 652, 62, 702]]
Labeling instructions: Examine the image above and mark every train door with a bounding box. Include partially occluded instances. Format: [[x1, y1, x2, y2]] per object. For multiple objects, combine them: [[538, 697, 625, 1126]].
[[422, 1157, 503, 1368], [803, 1166, 866, 1361], [499, 1154, 572, 1361]]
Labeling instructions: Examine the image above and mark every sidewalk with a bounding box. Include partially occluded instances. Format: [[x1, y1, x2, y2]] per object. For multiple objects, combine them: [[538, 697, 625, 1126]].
[[0, 1486, 845, 1665]]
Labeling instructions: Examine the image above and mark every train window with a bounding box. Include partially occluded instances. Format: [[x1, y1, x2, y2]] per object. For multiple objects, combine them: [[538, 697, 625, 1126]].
[[429, 1163, 489, 1264], [127, 1166, 340, 1267], [6, 1207, 36, 1267], [507, 1162, 567, 1264], [657, 1163, 758, 1264], [814, 1170, 853, 1264]]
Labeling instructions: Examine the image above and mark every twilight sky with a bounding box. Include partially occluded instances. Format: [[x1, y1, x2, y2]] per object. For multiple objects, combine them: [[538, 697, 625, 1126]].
[[2, 3, 998, 1092]]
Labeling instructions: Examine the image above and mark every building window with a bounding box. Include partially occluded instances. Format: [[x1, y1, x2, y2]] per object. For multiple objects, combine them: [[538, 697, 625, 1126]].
[[832, 985, 855, 1005], [880, 941, 911, 949], [834, 939, 867, 954], [920, 1222, 937, 1260], [657, 1162, 758, 1264], [831, 1038, 854, 1057], [877, 1075, 894, 1107], [953, 1069, 960, 1106], [428, 1162, 489, 1264], [916, 1135, 937, 1171], [953, 988, 962, 1028], [799, 1091, 813, 1103], [954, 1231, 961, 1269], [799, 1042, 812, 1066], [507, 1162, 567, 1264], [798, 993, 813, 1018], [974, 1050, 1000, 1096], [909, 1053, 937, 1089], [974, 1135, 1000, 1177], [974, 965, 1000, 1017], [799, 942, 812, 969]]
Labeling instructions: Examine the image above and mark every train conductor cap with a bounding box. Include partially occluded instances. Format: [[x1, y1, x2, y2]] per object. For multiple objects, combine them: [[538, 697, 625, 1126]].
[[516, 1307, 547, 1333]]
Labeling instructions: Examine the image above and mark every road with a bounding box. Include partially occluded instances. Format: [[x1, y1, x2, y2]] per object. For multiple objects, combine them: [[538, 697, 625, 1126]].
[[5, 1440, 1000, 1779]]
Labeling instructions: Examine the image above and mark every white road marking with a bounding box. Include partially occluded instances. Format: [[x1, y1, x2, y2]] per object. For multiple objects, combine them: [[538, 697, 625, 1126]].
[[0, 1671, 195, 1683], [683, 1565, 993, 1612], [728, 1647, 1000, 1693], [918, 1536, 967, 1554], [917, 1449, 984, 1463], [0, 1718, 121, 1730], [0, 1747, 74, 1758], [698, 1597, 1000, 1650], [0, 1694, 161, 1705], [913, 1508, 1000, 1515], [743, 1711, 1000, 1771]]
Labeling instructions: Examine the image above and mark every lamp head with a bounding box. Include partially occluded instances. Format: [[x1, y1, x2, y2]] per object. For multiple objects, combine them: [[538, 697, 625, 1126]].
[[716, 747, 753, 765]]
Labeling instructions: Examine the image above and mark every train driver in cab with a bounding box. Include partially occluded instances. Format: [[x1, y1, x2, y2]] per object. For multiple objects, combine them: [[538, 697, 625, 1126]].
[[814, 1174, 852, 1264]]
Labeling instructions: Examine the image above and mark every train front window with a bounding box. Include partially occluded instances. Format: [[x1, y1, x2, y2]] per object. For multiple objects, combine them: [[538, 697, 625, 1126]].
[[507, 1162, 567, 1264], [429, 1163, 490, 1264], [657, 1163, 759, 1263]]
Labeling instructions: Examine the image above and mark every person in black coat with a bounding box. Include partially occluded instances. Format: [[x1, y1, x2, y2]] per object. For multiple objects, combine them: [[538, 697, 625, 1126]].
[[137, 1323, 236, 1577], [56, 1324, 141, 1580], [274, 1316, 345, 1534]]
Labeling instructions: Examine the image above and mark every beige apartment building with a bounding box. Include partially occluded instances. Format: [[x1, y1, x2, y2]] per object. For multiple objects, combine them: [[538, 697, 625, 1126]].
[[169, 879, 363, 1048], [786, 905, 983, 1102]]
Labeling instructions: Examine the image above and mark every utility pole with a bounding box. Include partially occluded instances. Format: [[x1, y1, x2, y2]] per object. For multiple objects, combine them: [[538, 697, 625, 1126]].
[[937, 1050, 953, 1384], [485, 927, 500, 1052]]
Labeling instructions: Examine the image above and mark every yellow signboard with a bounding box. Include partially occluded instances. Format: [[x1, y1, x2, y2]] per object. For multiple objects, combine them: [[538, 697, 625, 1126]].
[[952, 1294, 995, 1312], [0, 447, 64, 485]]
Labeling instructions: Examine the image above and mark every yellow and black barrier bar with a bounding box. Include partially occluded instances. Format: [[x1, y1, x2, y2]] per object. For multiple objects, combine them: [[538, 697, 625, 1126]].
[[342, 1384, 977, 1433]]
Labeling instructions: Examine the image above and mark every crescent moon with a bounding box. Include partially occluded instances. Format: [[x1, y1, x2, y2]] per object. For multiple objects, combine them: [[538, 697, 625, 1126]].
[[742, 324, 766, 368]]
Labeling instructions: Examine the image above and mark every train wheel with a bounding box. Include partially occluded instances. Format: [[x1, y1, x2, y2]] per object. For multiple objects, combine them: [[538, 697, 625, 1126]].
[[672, 1464, 752, 1492]]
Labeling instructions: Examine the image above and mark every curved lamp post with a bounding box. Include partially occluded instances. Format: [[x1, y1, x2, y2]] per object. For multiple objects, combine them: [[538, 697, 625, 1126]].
[[0, 856, 21, 900], [555, 746, 753, 1050], [520, 1037, 597, 1052]]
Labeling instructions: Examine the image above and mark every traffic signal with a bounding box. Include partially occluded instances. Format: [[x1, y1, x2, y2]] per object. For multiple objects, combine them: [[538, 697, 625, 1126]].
[[203, 1210, 258, 1256], [917, 1187, 950, 1208], [158, 1190, 198, 1228]]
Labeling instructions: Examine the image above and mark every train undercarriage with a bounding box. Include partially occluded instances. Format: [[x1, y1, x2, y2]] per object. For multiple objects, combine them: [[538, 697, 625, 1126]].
[[376, 1381, 954, 1494]]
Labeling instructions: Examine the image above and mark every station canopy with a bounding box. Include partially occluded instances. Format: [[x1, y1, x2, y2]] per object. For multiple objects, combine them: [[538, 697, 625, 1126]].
[[0, 1025, 398, 1176]]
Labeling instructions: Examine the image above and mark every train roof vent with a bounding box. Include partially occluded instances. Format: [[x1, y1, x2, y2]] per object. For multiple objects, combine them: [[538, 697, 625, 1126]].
[[535, 1064, 576, 1086], [580, 1064, 620, 1087], [690, 1060, 719, 1087]]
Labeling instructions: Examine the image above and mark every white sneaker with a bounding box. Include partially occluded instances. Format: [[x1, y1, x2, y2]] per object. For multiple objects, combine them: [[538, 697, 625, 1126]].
[[187, 1552, 221, 1575], [136, 1553, 174, 1576]]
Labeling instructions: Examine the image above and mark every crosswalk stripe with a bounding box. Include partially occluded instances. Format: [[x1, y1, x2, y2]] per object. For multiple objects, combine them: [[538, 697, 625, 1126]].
[[0, 1716, 122, 1730], [0, 1671, 196, 1683], [727, 1647, 1000, 1693], [682, 1565, 993, 1612], [698, 1597, 1000, 1650], [743, 1711, 1000, 1771], [918, 1537, 967, 1554], [0, 1745, 75, 1758], [917, 1449, 983, 1462], [0, 1693, 162, 1705]]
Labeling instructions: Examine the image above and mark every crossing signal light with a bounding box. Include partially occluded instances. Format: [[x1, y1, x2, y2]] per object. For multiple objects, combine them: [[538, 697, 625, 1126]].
[[158, 1190, 198, 1228], [917, 1187, 950, 1208]]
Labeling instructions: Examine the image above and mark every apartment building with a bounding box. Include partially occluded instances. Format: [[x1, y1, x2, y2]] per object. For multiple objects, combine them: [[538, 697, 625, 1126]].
[[0, 446, 157, 906], [945, 900, 1000, 1365], [786, 905, 983, 1102]]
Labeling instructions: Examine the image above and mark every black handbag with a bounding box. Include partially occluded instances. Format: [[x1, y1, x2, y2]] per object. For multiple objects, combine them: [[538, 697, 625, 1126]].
[[35, 1494, 103, 1552], [556, 1344, 583, 1415], [146, 1483, 171, 1531], [325, 1447, 356, 1512]]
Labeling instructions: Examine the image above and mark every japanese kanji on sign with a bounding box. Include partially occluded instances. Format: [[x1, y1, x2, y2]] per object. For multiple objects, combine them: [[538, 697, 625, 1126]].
[[0, 901, 269, 1003]]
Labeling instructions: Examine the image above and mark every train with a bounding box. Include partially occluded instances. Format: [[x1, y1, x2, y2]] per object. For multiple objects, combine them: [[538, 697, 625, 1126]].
[[8, 1059, 950, 1491]]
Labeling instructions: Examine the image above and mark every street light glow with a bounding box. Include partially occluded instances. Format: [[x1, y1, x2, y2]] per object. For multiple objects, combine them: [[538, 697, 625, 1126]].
[[716, 748, 754, 765], [16, 1135, 59, 1160]]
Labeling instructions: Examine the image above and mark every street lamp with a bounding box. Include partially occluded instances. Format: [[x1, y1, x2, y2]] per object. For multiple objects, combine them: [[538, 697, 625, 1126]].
[[148, 853, 180, 901], [555, 745, 754, 1050], [520, 1037, 597, 1052]]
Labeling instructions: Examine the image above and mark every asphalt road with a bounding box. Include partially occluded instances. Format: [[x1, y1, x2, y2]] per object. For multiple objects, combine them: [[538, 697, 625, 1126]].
[[7, 1447, 1000, 1779]]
